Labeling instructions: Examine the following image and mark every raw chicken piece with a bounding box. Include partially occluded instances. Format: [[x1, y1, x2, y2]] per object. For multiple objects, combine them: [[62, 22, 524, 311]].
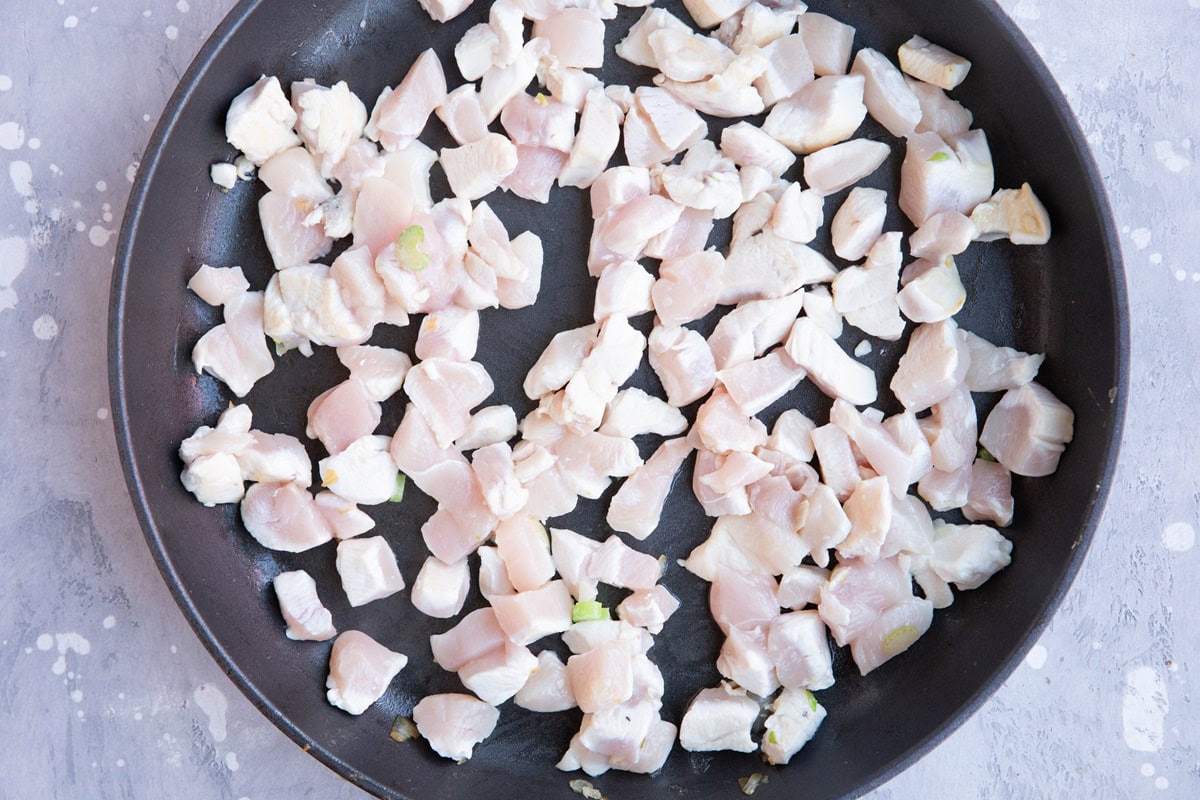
[[838, 476, 894, 560], [325, 630, 408, 715], [655, 48, 769, 117], [538, 57, 602, 110], [924, 384, 979, 473], [617, 586, 680, 634], [803, 138, 890, 197], [817, 556, 918, 646], [732, 190, 778, 244], [850, 48, 922, 137], [192, 291, 276, 398], [917, 465, 971, 512], [225, 76, 300, 165], [762, 687, 826, 765], [336, 536, 405, 607], [768, 183, 824, 244], [716, 626, 778, 697], [908, 75, 973, 137], [602, 195, 686, 256], [263, 264, 368, 353], [240, 481, 333, 552], [314, 491, 376, 539], [763, 74, 866, 154], [329, 246, 392, 330], [557, 733, 612, 777], [660, 140, 743, 220], [291, 80, 368, 177], [690, 450, 752, 519], [239, 431, 311, 486], [715, 1, 801, 52], [516, 651, 577, 712], [411, 556, 471, 619], [648, 26, 737, 82], [615, 7, 693, 68], [366, 50, 447, 152], [441, 134, 519, 201], [438, 85, 490, 146], [693, 390, 769, 454], [332, 138, 386, 193], [681, 0, 751, 29], [594, 260, 654, 321], [830, 399, 921, 497], [212, 161, 237, 188], [417, 0, 475, 22], [534, 8, 605, 68], [716, 350, 806, 416], [562, 620, 652, 656], [909, 211, 977, 261], [559, 87, 623, 189], [459, 640, 539, 705], [797, 12, 855, 76], [567, 641, 635, 713], [551, 528, 602, 602], [381, 141, 439, 212], [899, 130, 994, 227], [679, 684, 759, 753], [720, 121, 796, 178], [651, 250, 724, 326], [754, 34, 815, 107], [978, 382, 1074, 477], [720, 232, 836, 304], [768, 409, 817, 463], [784, 318, 877, 406], [585, 536, 661, 591], [890, 319, 970, 412], [777, 564, 830, 609], [898, 256, 967, 324], [931, 520, 1013, 590], [710, 569, 779, 635], [882, 410, 934, 486], [802, 285, 843, 339], [491, 580, 575, 645], [708, 291, 805, 371], [412, 693, 500, 762], [810, 423, 860, 500], [834, 228, 904, 340], [477, 545, 515, 602], [473, 442, 528, 518], [349, 177, 414, 258], [607, 437, 693, 540], [259, 192, 335, 271], [405, 359, 494, 449], [799, 482, 852, 566], [188, 265, 249, 307], [318, 435, 397, 506], [769, 610, 834, 690], [634, 87, 708, 153], [501, 92, 577, 153], [647, 325, 717, 407], [497, 231, 544, 309], [963, 459, 1014, 527], [621, 103, 679, 169], [607, 718, 677, 774], [306, 379, 381, 456], [481, 39, 548, 122], [457, 406, 520, 451], [336, 345, 411, 402], [179, 408, 253, 506], [415, 307, 480, 362], [969, 183, 1052, 245], [494, 515, 555, 592], [898, 35, 971, 91], [431, 608, 508, 672], [600, 389, 688, 438], [961, 330, 1044, 393], [830, 187, 888, 261], [582, 701, 663, 767], [590, 165, 652, 219], [273, 570, 337, 641]]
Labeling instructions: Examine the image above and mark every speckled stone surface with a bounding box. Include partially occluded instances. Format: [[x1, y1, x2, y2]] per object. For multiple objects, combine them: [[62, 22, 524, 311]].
[[1, 1, 1196, 797]]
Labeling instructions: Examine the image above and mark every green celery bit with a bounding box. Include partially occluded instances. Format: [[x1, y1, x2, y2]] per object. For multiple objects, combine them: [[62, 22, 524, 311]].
[[389, 473, 407, 503], [804, 689, 818, 712], [396, 225, 429, 272], [927, 151, 952, 163], [977, 446, 997, 462], [571, 601, 611, 623], [767, 730, 779, 745]]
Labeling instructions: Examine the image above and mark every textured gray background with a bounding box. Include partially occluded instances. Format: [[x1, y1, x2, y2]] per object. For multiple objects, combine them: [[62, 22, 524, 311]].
[[0, 0, 1196, 798]]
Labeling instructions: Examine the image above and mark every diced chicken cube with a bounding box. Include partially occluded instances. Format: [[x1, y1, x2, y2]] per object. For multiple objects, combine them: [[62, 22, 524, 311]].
[[411, 556, 471, 619], [314, 491, 376, 540], [799, 482, 852, 567], [716, 625, 778, 698], [963, 458, 1014, 527], [326, 630, 407, 715], [754, 33, 815, 108], [679, 684, 759, 752], [318, 435, 398, 506], [412, 693, 500, 762], [924, 384, 979, 472], [607, 437, 693, 540], [438, 85, 490, 145], [762, 687, 826, 765], [716, 350, 806, 416], [890, 319, 970, 412], [441, 133, 519, 201], [777, 564, 830, 609], [720, 121, 796, 178], [908, 76, 974, 138], [417, 0, 475, 22], [594, 260, 654, 321], [850, 47, 921, 137], [534, 8, 605, 68], [516, 651, 578, 712], [838, 476, 894, 560], [188, 265, 250, 307], [225, 76, 300, 165], [909, 211, 977, 261], [239, 431, 311, 486], [721, 232, 836, 304], [273, 570, 337, 641], [917, 465, 971, 512], [307, 379, 381, 456], [559, 87, 624, 189], [810, 423, 860, 501], [492, 580, 575, 645], [784, 318, 877, 406], [567, 640, 635, 713], [337, 345, 412, 402], [473, 442, 529, 518], [494, 515, 555, 592], [898, 35, 972, 91], [803, 138, 890, 197], [586, 536, 661, 591], [649, 26, 736, 82], [366, 50, 447, 152], [830, 187, 888, 261], [931, 520, 1013, 590], [979, 382, 1074, 477], [431, 608, 508, 672], [192, 291, 276, 398], [647, 325, 717, 407], [291, 80, 368, 177], [405, 358, 494, 449], [768, 611, 834, 690], [763, 75, 867, 154], [551, 528, 602, 602], [899, 130, 994, 227], [797, 13, 855, 76], [961, 330, 1044, 393], [970, 183, 1052, 245], [600, 388, 688, 439], [459, 640, 539, 706], [710, 569, 779, 635], [617, 586, 680, 635], [898, 256, 968, 324], [803, 285, 843, 339], [240, 481, 333, 552]]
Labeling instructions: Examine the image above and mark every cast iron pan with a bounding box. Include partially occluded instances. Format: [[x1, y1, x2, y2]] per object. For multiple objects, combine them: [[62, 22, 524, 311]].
[[109, 1, 1128, 798]]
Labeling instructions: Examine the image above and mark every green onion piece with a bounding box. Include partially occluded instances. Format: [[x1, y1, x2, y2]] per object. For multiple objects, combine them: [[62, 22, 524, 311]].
[[389, 716, 418, 743], [389, 473, 407, 503], [568, 779, 605, 800], [767, 730, 779, 745], [739, 773, 769, 795], [273, 338, 289, 357], [881, 624, 921, 657], [927, 151, 952, 163], [396, 224, 429, 272], [977, 446, 997, 462], [804, 689, 818, 712], [572, 601, 611, 623]]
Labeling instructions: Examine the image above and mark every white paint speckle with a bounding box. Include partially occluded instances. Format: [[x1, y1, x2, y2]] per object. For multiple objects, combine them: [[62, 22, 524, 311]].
[[102, 615, 116, 629], [64, 15, 79, 28], [0, 75, 11, 91], [1141, 763, 1155, 777], [1154, 141, 1191, 173], [10, 161, 33, 196], [1155, 777, 1169, 790], [88, 226, 112, 248], [1093, 641, 1103, 650], [95, 180, 107, 192], [116, 759, 126, 768], [24, 199, 38, 215], [0, 121, 25, 150], [194, 684, 228, 742], [102, 211, 113, 223], [1025, 643, 1048, 670], [47, 632, 91, 675], [36, 634, 53, 651], [74, 221, 86, 233], [33, 315, 59, 341], [71, 689, 84, 703], [1151, 253, 1164, 265], [1123, 666, 1168, 752], [143, 9, 152, 17], [1130, 228, 1152, 250], [1174, 269, 1186, 281], [97, 408, 109, 420], [1162, 522, 1195, 553], [225, 751, 240, 771], [170, 645, 177, 654], [0, 236, 29, 313], [165, 25, 179, 40], [28, 138, 40, 150], [133, 711, 143, 721], [142, 114, 151, 122], [177, 0, 190, 10]]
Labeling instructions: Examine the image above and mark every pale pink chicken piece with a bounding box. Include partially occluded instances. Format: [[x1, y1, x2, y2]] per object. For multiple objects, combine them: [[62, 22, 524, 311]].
[[314, 491, 376, 539], [494, 515, 555, 592], [879, 492, 936, 560], [524, 324, 597, 399], [566, 640, 635, 713], [411, 556, 471, 619], [716, 626, 778, 698], [440, 134, 519, 201], [799, 482, 852, 567], [390, 403, 469, 491], [336, 344, 411, 402], [708, 291, 805, 372], [263, 264, 370, 352], [698, 450, 774, 497], [306, 379, 381, 456], [366, 49, 447, 152], [810, 423, 861, 500], [678, 684, 760, 753], [477, 545, 515, 601], [421, 487, 498, 564], [768, 183, 825, 245], [777, 565, 830, 610], [607, 437, 693, 540], [415, 307, 479, 363], [719, 231, 836, 305], [256, 195, 331, 269], [473, 442, 529, 518], [562, 620, 653, 657], [817, 555, 920, 646], [491, 580, 575, 645], [656, 47, 770, 118], [601, 194, 685, 256], [762, 74, 867, 154], [961, 330, 1044, 393], [850, 47, 922, 138], [457, 406, 519, 451], [615, 6, 692, 68], [908, 76, 973, 138], [416, 0, 475, 22], [191, 291, 276, 398], [882, 410, 934, 486], [768, 611, 834, 690], [797, 12, 854, 75], [498, 231, 545, 309], [898, 130, 994, 227], [746, 473, 812, 529], [238, 431, 311, 486], [521, 464, 580, 520], [691, 449, 752, 518], [240, 481, 333, 552], [554, 430, 643, 500], [962, 459, 1014, 527], [258, 144, 333, 199], [551, 527, 602, 602], [335, 536, 405, 607], [898, 256, 968, 325], [633, 86, 708, 154], [332, 138, 386, 193], [581, 314, 646, 387], [431, 608, 508, 672], [459, 640, 539, 706], [692, 390, 769, 454], [710, 570, 780, 635], [978, 382, 1074, 477], [644, 206, 714, 261], [179, 406, 254, 506], [350, 177, 415, 258], [754, 33, 815, 107], [647, 325, 717, 407], [838, 476, 894, 560], [559, 87, 624, 189], [716, 350, 806, 416], [480, 38, 547, 122], [188, 265, 250, 307], [768, 409, 817, 463], [534, 8, 605, 68], [890, 319, 971, 412], [924, 384, 978, 473], [585, 536, 661, 591], [412, 693, 500, 762], [617, 585, 680, 635], [594, 260, 654, 321], [829, 186, 888, 261], [325, 630, 408, 715], [646, 24, 736, 81], [831, 399, 922, 497], [918, 464, 971, 512], [577, 700, 660, 765], [651, 251, 724, 327], [720, 121, 796, 179], [599, 388, 687, 438], [590, 165, 652, 219], [383, 140, 439, 213], [515, 650, 577, 712], [404, 358, 495, 449], [437, 85, 490, 145], [273, 570, 337, 641], [909, 211, 978, 261], [502, 145, 567, 203]]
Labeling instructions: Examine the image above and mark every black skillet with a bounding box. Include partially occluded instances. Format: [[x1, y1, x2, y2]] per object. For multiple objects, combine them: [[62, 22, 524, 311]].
[[109, 1, 1128, 798]]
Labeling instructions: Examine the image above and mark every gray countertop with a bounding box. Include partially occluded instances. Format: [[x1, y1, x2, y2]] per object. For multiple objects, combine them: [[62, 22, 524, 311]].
[[1, 0, 1195, 797]]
